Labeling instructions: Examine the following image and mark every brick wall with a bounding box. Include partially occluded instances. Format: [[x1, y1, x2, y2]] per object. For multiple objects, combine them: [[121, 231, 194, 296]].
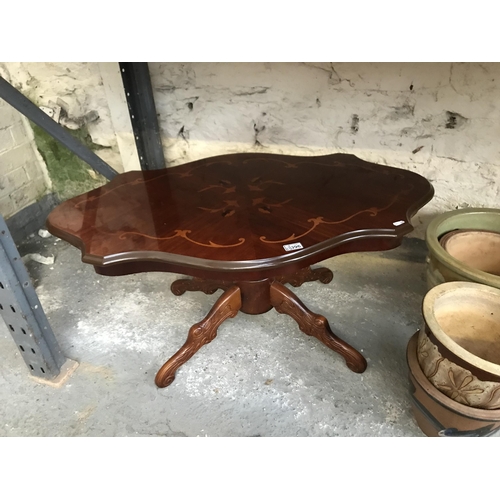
[[0, 99, 51, 219]]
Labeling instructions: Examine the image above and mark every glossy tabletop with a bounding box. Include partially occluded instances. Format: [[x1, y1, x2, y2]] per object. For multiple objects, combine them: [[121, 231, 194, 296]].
[[46, 153, 434, 280]]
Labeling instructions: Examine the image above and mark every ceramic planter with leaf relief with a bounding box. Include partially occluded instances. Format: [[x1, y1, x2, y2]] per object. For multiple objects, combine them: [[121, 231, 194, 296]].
[[417, 282, 500, 410], [407, 333, 500, 437], [425, 208, 500, 290]]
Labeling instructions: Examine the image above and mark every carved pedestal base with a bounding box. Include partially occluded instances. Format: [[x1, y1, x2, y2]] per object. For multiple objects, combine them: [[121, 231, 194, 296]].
[[276, 266, 333, 287], [157, 270, 366, 388], [171, 277, 231, 296], [170, 266, 333, 296]]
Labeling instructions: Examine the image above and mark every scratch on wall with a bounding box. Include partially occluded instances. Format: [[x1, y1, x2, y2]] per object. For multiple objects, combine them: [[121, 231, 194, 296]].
[[178, 126, 189, 141], [234, 87, 269, 96], [253, 122, 266, 147]]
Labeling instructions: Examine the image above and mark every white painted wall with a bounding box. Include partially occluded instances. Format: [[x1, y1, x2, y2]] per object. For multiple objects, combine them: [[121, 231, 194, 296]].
[[147, 62, 500, 237], [3, 62, 500, 237]]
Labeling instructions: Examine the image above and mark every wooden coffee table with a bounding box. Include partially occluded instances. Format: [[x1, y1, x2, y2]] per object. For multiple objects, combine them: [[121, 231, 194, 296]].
[[46, 152, 433, 388]]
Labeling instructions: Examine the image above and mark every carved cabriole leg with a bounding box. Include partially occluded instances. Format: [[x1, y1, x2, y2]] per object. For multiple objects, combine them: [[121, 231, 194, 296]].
[[155, 286, 242, 388], [276, 266, 334, 287], [171, 277, 232, 296], [269, 281, 367, 373]]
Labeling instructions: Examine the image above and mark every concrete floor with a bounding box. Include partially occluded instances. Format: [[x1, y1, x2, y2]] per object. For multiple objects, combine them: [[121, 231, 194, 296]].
[[0, 232, 431, 436]]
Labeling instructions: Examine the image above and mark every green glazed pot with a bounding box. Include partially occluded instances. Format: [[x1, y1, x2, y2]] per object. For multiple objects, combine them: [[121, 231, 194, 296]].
[[426, 208, 500, 290]]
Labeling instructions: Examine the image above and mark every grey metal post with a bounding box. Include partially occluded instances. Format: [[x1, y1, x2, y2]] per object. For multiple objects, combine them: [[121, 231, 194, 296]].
[[0, 215, 68, 379], [119, 62, 166, 170]]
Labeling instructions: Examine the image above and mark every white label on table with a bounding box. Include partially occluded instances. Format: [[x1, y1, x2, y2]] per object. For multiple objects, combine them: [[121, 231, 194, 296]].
[[283, 242, 303, 251], [393, 220, 405, 226]]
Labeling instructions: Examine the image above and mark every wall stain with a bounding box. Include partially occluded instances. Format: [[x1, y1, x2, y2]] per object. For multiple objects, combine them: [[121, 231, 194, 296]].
[[350, 114, 359, 134], [389, 102, 415, 118], [445, 111, 468, 129]]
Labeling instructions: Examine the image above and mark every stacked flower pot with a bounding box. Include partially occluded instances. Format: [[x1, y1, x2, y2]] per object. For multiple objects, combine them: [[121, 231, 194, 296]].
[[408, 209, 500, 436]]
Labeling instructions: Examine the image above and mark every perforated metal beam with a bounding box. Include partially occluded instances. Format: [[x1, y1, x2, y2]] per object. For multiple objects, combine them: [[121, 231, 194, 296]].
[[119, 62, 166, 170], [0, 216, 67, 379]]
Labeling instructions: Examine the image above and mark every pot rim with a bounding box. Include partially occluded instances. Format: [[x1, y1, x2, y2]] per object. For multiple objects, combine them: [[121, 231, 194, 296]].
[[422, 282, 500, 377], [426, 208, 500, 288]]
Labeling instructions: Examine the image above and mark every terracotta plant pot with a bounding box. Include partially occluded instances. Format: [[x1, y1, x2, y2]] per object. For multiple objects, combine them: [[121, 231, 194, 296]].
[[425, 208, 500, 290], [440, 229, 500, 276], [407, 332, 500, 437], [418, 282, 500, 410]]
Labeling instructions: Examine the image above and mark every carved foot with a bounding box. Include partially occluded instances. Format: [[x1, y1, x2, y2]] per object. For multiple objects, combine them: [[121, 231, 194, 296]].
[[269, 281, 367, 373], [171, 277, 232, 296], [276, 266, 333, 287], [155, 286, 242, 388]]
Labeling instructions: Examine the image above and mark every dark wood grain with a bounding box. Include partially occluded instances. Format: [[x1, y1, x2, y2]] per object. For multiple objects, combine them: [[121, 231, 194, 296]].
[[46, 152, 433, 281]]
